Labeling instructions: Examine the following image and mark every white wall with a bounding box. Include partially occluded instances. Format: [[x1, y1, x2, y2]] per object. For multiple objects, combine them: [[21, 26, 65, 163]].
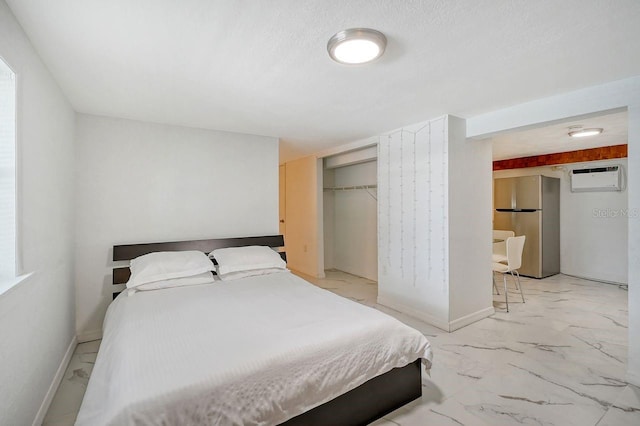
[[448, 117, 494, 326], [627, 105, 640, 386], [377, 116, 494, 331], [330, 161, 377, 281], [494, 158, 628, 284], [467, 76, 640, 386], [0, 64, 16, 279], [74, 114, 278, 338], [0, 1, 76, 424]]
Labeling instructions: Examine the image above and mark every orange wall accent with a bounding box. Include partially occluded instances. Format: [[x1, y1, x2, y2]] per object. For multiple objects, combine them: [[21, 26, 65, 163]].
[[493, 144, 627, 171]]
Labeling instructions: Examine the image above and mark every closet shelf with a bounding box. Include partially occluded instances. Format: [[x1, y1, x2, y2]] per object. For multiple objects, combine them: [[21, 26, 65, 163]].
[[323, 184, 377, 191]]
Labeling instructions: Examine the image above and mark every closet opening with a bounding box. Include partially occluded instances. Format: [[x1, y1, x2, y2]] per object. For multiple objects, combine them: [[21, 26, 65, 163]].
[[322, 147, 378, 294]]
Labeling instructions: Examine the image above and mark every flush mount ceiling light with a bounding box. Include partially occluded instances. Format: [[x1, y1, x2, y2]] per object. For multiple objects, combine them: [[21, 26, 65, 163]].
[[568, 128, 603, 138], [327, 28, 387, 65]]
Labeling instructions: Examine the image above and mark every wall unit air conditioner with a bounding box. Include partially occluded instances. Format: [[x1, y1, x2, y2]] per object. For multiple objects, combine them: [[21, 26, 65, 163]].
[[570, 165, 622, 192]]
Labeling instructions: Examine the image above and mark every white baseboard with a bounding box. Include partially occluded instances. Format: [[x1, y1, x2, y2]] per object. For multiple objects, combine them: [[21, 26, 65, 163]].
[[561, 273, 627, 286], [377, 295, 450, 331], [377, 295, 494, 332], [449, 306, 495, 332], [33, 335, 77, 426], [77, 329, 102, 343]]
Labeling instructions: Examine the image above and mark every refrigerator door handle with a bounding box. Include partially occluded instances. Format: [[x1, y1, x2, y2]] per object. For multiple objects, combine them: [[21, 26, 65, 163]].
[[495, 208, 539, 213]]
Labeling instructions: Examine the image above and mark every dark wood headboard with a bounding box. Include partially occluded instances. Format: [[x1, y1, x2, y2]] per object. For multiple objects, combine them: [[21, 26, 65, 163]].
[[112, 235, 285, 299]]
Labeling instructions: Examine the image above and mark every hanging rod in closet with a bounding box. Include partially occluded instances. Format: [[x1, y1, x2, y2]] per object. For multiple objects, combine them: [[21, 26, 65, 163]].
[[323, 184, 377, 191]]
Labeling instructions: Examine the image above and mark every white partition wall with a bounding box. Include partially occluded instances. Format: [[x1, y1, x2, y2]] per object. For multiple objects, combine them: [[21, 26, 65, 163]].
[[378, 115, 493, 331], [447, 117, 494, 327], [378, 117, 450, 328], [629, 104, 640, 386]]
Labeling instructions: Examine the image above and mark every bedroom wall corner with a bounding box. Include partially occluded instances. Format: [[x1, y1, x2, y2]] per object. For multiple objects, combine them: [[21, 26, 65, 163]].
[[74, 114, 279, 337], [0, 1, 76, 425]]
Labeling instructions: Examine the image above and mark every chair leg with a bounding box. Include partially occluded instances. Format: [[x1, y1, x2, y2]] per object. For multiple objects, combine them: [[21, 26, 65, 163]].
[[516, 270, 525, 303], [493, 272, 499, 295], [503, 274, 509, 312]]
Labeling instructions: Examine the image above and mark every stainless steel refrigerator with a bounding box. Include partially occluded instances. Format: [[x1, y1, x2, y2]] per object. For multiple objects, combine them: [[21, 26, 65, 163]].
[[494, 175, 560, 278]]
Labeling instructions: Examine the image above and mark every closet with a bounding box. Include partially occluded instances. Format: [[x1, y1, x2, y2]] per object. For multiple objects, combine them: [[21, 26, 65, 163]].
[[323, 153, 378, 281]]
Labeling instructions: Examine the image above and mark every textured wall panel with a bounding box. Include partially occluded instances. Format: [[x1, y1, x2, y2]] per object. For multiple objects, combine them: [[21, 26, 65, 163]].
[[378, 117, 449, 320]]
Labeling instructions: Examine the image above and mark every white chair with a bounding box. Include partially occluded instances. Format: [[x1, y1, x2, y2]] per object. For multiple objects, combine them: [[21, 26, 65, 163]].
[[492, 230, 515, 263], [492, 230, 516, 294], [492, 235, 526, 312]]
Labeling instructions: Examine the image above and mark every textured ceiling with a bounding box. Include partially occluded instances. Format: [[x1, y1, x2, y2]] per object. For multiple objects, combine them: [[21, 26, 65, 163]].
[[491, 110, 628, 160], [6, 0, 640, 161]]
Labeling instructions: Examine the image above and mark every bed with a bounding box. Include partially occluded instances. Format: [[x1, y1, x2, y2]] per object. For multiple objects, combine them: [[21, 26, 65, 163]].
[[76, 235, 432, 425]]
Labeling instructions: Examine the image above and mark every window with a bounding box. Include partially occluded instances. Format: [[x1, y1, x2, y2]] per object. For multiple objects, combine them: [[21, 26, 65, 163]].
[[0, 57, 16, 281]]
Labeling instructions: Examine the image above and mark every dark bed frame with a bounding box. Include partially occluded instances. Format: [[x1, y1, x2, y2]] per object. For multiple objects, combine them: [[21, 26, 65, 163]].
[[111, 235, 422, 426]]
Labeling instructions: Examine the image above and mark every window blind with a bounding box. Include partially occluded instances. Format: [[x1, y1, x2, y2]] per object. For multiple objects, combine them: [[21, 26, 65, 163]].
[[0, 64, 16, 280]]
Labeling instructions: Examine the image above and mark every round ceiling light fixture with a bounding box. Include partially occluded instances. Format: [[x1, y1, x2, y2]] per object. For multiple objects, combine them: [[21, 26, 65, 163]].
[[327, 28, 387, 65], [568, 128, 603, 138]]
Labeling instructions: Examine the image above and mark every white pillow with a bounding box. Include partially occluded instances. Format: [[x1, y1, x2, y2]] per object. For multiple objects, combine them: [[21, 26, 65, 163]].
[[127, 250, 214, 287], [210, 245, 286, 275], [218, 268, 289, 281], [128, 272, 216, 293]]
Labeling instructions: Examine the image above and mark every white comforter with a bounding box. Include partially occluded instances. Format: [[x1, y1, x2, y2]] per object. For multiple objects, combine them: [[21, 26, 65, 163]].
[[76, 272, 432, 426]]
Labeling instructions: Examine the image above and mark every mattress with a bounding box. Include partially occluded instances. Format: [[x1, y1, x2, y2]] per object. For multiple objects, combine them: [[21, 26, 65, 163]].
[[76, 271, 432, 425]]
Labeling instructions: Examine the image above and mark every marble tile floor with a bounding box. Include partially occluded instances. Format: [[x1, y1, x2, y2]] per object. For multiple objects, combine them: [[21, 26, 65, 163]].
[[307, 270, 638, 426], [42, 340, 100, 425], [43, 270, 638, 425]]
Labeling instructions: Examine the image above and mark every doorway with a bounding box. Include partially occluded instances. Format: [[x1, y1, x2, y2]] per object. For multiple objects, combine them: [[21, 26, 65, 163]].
[[490, 109, 629, 286]]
